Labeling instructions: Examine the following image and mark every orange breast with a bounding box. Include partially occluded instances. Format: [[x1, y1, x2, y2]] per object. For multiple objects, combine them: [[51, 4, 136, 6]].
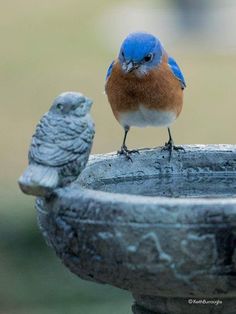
[[105, 55, 184, 123]]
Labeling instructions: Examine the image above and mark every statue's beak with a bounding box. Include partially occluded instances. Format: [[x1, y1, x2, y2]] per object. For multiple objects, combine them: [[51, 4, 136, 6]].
[[85, 98, 93, 111]]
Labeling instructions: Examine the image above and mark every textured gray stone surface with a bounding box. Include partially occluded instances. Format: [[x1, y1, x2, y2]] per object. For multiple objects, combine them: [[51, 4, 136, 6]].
[[35, 145, 236, 314], [18, 92, 95, 197]]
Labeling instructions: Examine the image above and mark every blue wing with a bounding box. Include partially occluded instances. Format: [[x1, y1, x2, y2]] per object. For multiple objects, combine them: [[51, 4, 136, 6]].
[[168, 56, 186, 89], [106, 60, 115, 81]]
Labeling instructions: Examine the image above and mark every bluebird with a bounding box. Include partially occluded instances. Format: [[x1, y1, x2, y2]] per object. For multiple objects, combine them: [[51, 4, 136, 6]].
[[105, 32, 186, 160], [18, 92, 95, 197]]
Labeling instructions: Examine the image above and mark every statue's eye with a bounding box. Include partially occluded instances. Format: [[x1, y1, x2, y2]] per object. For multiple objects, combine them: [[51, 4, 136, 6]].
[[71, 105, 76, 110], [57, 103, 63, 110], [144, 53, 153, 62]]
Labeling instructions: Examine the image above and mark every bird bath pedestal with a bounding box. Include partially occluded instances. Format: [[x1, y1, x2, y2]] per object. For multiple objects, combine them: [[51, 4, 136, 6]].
[[36, 145, 236, 314]]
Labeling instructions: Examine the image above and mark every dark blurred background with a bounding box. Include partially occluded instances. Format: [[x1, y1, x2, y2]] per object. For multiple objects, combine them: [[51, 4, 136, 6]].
[[1, 0, 236, 313]]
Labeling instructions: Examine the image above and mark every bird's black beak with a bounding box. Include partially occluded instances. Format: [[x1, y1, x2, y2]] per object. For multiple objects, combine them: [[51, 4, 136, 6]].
[[123, 61, 139, 73]]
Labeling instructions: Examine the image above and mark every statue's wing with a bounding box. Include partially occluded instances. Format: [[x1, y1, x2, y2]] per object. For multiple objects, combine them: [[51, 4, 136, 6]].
[[30, 113, 95, 167]]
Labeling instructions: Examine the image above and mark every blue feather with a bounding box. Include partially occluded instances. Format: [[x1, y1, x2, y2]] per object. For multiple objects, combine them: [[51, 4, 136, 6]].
[[168, 56, 186, 89], [106, 61, 114, 80]]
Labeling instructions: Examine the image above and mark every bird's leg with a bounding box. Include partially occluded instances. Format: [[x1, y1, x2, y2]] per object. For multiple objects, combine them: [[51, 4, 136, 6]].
[[162, 127, 185, 160], [118, 126, 139, 161]]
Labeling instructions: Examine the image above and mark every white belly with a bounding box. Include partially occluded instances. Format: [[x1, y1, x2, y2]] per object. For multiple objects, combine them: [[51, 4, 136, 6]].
[[119, 105, 176, 128]]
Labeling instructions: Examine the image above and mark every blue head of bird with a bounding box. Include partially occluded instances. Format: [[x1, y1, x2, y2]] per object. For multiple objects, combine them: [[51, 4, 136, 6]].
[[50, 92, 93, 117], [118, 32, 164, 77]]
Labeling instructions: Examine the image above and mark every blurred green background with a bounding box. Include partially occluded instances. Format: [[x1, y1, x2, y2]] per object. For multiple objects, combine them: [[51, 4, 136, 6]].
[[1, 0, 236, 313]]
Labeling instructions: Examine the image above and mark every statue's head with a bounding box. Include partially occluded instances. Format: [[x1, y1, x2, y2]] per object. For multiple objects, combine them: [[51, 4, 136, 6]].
[[50, 92, 93, 117]]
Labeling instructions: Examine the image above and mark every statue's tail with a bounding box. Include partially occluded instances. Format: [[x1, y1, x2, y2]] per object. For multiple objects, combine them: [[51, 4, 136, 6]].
[[18, 164, 59, 197]]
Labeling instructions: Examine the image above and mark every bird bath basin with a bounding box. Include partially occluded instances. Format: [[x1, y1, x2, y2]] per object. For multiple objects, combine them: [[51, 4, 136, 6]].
[[36, 145, 236, 314]]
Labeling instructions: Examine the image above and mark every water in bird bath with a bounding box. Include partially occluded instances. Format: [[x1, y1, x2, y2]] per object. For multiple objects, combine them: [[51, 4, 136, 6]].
[[93, 174, 236, 198]]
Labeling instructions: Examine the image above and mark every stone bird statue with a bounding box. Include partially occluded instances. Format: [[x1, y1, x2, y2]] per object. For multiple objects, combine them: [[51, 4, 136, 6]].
[[18, 92, 95, 197], [105, 32, 186, 160]]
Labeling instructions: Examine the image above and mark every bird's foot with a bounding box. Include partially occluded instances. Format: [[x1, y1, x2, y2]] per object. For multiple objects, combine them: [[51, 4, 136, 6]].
[[161, 140, 185, 161], [117, 145, 139, 161]]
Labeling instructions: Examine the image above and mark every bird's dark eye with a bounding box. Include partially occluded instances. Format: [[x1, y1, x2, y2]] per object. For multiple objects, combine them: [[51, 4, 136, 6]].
[[57, 103, 63, 110], [121, 51, 125, 58], [144, 53, 153, 62], [71, 104, 76, 110]]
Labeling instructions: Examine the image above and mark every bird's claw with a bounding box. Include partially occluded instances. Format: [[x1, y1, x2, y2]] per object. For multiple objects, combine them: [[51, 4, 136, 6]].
[[117, 145, 139, 161], [173, 146, 185, 152], [161, 141, 185, 161]]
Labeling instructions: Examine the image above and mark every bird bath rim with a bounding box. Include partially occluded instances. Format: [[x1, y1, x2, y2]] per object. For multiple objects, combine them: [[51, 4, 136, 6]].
[[76, 144, 236, 205], [36, 144, 236, 314]]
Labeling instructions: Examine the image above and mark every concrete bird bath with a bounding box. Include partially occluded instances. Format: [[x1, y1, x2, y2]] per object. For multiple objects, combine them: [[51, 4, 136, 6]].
[[35, 144, 236, 314]]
